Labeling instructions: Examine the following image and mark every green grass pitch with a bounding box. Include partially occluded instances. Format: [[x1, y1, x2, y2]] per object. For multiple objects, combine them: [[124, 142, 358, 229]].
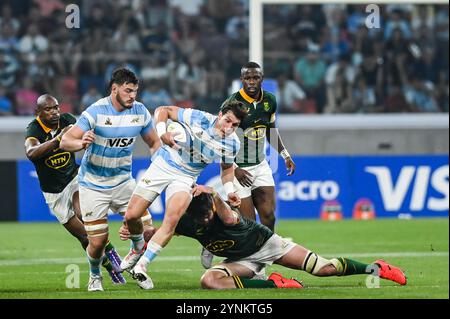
[[0, 218, 448, 299]]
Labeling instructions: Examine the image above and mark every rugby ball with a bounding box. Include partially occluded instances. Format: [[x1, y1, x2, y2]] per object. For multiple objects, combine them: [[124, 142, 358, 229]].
[[166, 121, 193, 150]]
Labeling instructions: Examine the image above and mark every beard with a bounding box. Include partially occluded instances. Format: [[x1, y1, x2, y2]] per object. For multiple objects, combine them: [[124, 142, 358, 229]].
[[116, 92, 133, 109]]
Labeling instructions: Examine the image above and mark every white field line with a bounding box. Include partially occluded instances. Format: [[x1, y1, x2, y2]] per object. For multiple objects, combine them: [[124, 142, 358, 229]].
[[0, 252, 447, 267]]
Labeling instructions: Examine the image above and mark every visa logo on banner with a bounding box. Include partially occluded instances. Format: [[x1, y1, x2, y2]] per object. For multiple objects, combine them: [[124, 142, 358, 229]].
[[365, 165, 449, 211]]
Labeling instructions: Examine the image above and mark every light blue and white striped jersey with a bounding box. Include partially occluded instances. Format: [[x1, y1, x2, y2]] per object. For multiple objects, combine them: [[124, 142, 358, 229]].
[[76, 97, 153, 189], [158, 108, 240, 177]]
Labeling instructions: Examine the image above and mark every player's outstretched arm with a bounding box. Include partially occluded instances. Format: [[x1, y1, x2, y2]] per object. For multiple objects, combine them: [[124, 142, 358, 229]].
[[141, 129, 162, 157], [220, 163, 241, 207], [267, 121, 296, 176], [25, 125, 73, 161], [60, 125, 95, 152], [192, 185, 239, 226]]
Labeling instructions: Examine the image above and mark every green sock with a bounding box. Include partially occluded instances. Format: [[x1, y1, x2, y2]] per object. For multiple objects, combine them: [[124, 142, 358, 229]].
[[101, 256, 113, 271], [105, 241, 114, 253], [232, 276, 276, 289], [334, 257, 372, 276]]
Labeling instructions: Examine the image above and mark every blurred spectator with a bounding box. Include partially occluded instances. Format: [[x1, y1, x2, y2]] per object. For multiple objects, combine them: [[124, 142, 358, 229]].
[[0, 53, 19, 89], [294, 44, 327, 112], [0, 4, 20, 32], [324, 54, 355, 113], [0, 23, 19, 53], [403, 77, 439, 112], [275, 72, 306, 113], [0, 3, 448, 115], [351, 76, 379, 113], [15, 77, 39, 115], [175, 56, 207, 99], [384, 9, 412, 40], [0, 85, 13, 115], [18, 23, 49, 64], [140, 80, 173, 113], [80, 84, 102, 113], [169, 0, 204, 16], [384, 85, 412, 113], [110, 22, 142, 54]]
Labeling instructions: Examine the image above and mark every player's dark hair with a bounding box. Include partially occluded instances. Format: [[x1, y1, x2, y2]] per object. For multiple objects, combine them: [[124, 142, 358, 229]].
[[108, 68, 139, 89], [221, 100, 248, 122], [186, 193, 214, 218], [241, 62, 263, 75]]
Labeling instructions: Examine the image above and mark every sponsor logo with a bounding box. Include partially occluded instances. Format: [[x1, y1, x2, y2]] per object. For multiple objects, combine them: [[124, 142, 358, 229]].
[[131, 117, 140, 124], [105, 117, 112, 125], [45, 152, 71, 169], [107, 137, 134, 148], [206, 240, 235, 252], [278, 180, 340, 201], [244, 125, 266, 141], [365, 165, 449, 211]]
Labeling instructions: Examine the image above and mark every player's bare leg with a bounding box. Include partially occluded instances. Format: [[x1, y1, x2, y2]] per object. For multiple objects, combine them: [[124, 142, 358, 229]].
[[121, 194, 152, 271], [132, 191, 192, 289], [85, 232, 109, 291], [63, 215, 88, 249], [200, 262, 301, 289], [274, 244, 407, 285], [252, 186, 276, 231]]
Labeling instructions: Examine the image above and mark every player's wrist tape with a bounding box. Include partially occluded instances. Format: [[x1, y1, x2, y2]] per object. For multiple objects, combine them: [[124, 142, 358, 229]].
[[156, 122, 167, 138], [280, 149, 291, 160], [224, 182, 234, 195]]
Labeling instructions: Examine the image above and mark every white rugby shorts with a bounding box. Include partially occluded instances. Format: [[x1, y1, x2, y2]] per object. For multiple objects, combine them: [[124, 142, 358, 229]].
[[233, 160, 275, 198], [43, 176, 79, 224], [134, 156, 196, 203]]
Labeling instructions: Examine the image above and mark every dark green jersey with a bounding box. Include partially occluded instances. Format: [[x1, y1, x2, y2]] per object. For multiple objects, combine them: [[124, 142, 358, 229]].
[[25, 113, 78, 193], [222, 89, 277, 167], [175, 213, 274, 260]]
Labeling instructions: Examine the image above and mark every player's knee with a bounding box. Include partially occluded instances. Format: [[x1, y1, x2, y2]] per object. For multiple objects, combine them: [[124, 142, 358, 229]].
[[200, 272, 220, 289]]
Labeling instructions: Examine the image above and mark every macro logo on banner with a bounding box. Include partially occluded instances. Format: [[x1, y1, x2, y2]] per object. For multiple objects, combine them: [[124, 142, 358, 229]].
[[17, 155, 448, 222]]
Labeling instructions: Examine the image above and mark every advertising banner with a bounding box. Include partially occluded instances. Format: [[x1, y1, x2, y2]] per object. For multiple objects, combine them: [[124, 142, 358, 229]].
[[17, 155, 448, 222]]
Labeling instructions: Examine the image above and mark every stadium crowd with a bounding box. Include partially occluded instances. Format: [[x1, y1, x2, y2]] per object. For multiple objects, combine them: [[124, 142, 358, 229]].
[[0, 0, 448, 115]]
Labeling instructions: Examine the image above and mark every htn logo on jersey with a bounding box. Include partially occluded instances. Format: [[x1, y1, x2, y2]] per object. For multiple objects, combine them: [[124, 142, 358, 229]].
[[107, 138, 134, 148], [365, 165, 449, 211]]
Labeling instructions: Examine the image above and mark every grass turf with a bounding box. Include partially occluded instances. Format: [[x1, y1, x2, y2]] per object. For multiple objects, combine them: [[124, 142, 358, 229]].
[[0, 218, 448, 299]]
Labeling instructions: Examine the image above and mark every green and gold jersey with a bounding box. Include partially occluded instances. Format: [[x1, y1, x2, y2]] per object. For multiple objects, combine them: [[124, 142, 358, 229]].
[[25, 113, 78, 193], [222, 89, 277, 167], [175, 212, 274, 260]]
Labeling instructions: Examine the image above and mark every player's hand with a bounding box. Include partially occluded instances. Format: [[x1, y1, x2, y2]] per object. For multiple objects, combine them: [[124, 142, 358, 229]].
[[160, 132, 181, 150], [285, 157, 296, 176], [227, 192, 241, 208], [119, 223, 130, 241], [235, 167, 253, 187], [81, 130, 95, 149], [192, 184, 214, 197]]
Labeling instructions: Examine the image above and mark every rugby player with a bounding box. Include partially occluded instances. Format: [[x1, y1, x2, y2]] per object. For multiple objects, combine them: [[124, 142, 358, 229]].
[[200, 62, 297, 269], [60, 68, 161, 291], [25, 94, 125, 285], [121, 101, 247, 289], [120, 185, 407, 289]]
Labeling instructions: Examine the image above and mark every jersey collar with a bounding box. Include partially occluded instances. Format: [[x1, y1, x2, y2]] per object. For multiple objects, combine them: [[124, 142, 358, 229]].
[[239, 88, 263, 104], [36, 116, 58, 134]]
